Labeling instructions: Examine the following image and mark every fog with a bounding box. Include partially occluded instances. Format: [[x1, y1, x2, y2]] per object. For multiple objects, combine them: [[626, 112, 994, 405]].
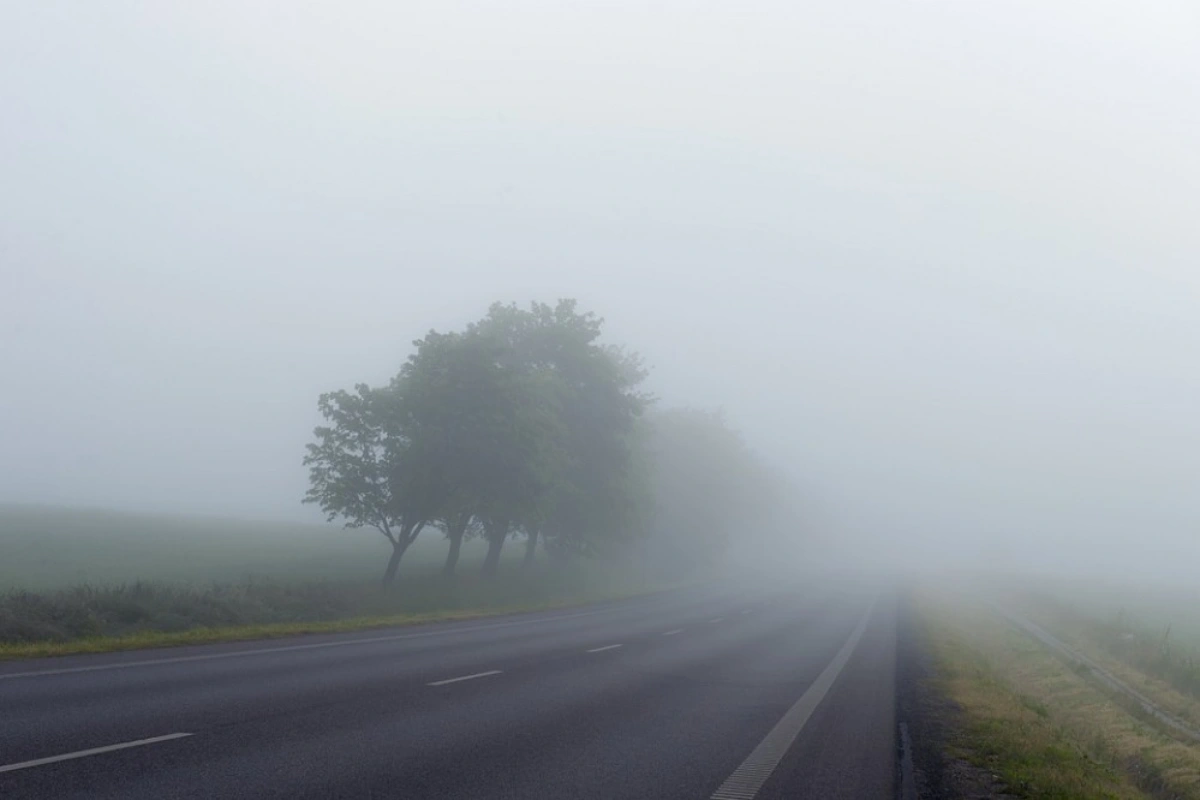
[[3, 2, 1198, 581]]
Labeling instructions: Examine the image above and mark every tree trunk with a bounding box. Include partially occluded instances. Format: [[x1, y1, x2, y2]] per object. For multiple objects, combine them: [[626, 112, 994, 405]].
[[381, 540, 407, 586], [522, 528, 539, 568], [480, 524, 506, 577], [480, 518, 510, 577], [481, 537, 504, 577], [442, 530, 464, 577]]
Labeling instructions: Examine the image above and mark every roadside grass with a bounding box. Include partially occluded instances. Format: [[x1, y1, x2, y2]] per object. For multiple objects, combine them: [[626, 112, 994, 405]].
[[1013, 592, 1200, 722], [0, 607, 530, 660], [1020, 579, 1200, 656], [0, 594, 630, 661], [1096, 620, 1200, 705], [0, 504, 683, 659], [919, 592, 1200, 799], [0, 569, 678, 660]]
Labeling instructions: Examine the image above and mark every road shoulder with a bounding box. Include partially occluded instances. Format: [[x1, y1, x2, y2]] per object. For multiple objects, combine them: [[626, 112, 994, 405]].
[[897, 592, 1015, 799]]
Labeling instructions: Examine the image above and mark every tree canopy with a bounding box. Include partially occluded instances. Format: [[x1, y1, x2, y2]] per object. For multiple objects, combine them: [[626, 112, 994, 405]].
[[304, 299, 794, 585]]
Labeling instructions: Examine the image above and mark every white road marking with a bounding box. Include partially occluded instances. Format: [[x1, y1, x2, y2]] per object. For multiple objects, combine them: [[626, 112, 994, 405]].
[[740, 609, 752, 615], [663, 629, 684, 636], [0, 607, 617, 681], [709, 617, 724, 623], [709, 599, 877, 800], [586, 644, 623, 653], [427, 670, 503, 687], [0, 733, 193, 774]]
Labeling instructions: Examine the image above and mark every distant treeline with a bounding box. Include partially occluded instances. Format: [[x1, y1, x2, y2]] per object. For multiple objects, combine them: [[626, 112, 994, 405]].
[[305, 299, 792, 585]]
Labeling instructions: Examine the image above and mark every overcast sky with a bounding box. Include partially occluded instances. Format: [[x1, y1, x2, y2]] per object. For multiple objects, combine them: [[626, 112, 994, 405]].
[[3, 1, 1198, 577]]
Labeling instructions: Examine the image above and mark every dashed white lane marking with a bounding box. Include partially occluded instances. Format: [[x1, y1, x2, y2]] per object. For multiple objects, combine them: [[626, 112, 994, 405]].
[[0, 608, 617, 681], [709, 599, 877, 800], [663, 629, 685, 636], [585, 644, 623, 653], [0, 733, 193, 774], [709, 617, 724, 623], [427, 670, 503, 687]]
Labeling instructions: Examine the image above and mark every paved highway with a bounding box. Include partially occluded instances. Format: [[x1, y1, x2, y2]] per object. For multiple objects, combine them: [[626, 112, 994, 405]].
[[0, 583, 897, 799]]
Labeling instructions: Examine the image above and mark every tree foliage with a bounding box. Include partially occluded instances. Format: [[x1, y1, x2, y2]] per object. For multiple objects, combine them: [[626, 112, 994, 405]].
[[303, 385, 429, 584], [638, 408, 781, 575], [304, 299, 793, 584]]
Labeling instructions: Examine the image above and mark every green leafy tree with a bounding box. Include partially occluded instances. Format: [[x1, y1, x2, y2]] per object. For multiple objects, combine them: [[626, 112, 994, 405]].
[[395, 326, 566, 577], [303, 385, 431, 585], [388, 331, 485, 578], [307, 298, 659, 583], [472, 365, 565, 576], [471, 300, 650, 566]]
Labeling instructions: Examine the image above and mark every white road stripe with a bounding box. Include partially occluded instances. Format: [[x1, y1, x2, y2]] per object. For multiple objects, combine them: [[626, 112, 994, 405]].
[[709, 617, 724, 623], [741, 609, 752, 615], [0, 733, 193, 774], [427, 670, 503, 687], [663, 629, 684, 636], [709, 599, 877, 800], [586, 644, 623, 653], [0, 607, 616, 681]]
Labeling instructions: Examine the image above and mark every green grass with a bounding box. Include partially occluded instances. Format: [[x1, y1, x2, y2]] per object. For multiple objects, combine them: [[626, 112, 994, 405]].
[[919, 592, 1200, 799], [0, 587, 661, 660], [0, 503, 502, 589], [1010, 584, 1200, 704], [0, 504, 677, 659]]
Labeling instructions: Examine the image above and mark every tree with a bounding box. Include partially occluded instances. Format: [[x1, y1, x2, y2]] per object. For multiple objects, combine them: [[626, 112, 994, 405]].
[[305, 299, 778, 586], [471, 364, 564, 576], [640, 408, 768, 576], [470, 300, 651, 566], [303, 385, 431, 585], [434, 509, 480, 577], [387, 331, 486, 579], [393, 326, 566, 578]]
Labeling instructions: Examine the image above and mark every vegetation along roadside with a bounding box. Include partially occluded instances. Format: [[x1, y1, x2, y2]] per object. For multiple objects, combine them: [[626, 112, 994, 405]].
[[901, 590, 1200, 799]]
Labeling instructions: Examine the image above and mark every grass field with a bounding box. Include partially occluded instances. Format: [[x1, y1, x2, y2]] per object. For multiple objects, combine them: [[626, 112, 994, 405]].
[[0, 504, 668, 657], [0, 504, 501, 589], [1003, 580, 1200, 705], [0, 571, 664, 660], [917, 589, 1200, 799], [1019, 578, 1200, 653]]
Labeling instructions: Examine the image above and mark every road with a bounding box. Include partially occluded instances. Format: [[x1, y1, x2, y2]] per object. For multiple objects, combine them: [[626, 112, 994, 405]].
[[0, 582, 897, 799]]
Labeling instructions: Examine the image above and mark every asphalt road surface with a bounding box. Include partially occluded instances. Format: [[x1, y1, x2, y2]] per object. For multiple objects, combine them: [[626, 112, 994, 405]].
[[0, 583, 897, 799]]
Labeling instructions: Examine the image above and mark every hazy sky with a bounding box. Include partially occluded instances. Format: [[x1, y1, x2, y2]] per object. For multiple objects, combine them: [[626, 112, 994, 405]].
[[3, 1, 1198, 576]]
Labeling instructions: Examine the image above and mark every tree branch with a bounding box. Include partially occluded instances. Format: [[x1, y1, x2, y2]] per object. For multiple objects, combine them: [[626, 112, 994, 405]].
[[374, 522, 397, 545]]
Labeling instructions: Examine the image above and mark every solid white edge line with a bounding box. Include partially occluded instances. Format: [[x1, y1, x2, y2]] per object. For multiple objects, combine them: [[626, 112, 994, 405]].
[[0, 733, 193, 774], [0, 607, 618, 681], [709, 598, 877, 800], [585, 644, 623, 653], [663, 629, 684, 636], [426, 670, 502, 687]]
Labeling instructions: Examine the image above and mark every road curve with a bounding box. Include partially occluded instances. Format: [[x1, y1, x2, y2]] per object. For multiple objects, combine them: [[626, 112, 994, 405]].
[[0, 582, 897, 799]]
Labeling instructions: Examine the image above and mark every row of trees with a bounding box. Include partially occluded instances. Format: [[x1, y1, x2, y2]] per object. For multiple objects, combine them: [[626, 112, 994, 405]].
[[304, 300, 787, 585]]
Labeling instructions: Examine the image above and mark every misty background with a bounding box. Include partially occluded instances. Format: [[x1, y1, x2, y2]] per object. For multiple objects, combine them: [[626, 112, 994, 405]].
[[3, 1, 1198, 580]]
